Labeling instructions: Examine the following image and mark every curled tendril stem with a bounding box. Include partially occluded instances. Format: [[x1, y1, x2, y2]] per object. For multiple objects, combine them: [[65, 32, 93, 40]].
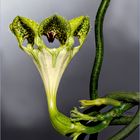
[[89, 0, 111, 139], [109, 110, 140, 140], [89, 0, 111, 100]]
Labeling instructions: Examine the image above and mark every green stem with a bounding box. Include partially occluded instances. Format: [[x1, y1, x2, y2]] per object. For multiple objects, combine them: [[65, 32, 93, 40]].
[[89, 0, 111, 139], [96, 103, 133, 122], [110, 115, 133, 125], [109, 110, 140, 140], [71, 103, 133, 123], [106, 92, 140, 104], [86, 118, 112, 134], [90, 0, 111, 99]]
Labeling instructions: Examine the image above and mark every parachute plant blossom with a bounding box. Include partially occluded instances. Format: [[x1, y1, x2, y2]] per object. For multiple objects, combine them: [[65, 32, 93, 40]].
[[10, 15, 92, 138], [9, 1, 140, 139]]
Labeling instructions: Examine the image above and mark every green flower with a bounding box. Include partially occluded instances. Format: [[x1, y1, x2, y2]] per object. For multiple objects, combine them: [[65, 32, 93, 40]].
[[10, 15, 91, 139]]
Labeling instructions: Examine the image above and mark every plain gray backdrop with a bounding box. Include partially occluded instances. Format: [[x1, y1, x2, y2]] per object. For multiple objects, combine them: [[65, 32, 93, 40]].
[[1, 0, 139, 140]]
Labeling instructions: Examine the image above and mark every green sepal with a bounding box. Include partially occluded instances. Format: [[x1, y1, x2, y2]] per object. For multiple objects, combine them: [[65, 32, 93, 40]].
[[10, 16, 39, 49], [69, 16, 90, 46]]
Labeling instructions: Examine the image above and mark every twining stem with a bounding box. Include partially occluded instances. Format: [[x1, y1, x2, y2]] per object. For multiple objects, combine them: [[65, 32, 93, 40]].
[[71, 103, 133, 123], [90, 0, 111, 99], [109, 110, 140, 140], [89, 0, 111, 139], [110, 115, 133, 125], [106, 92, 140, 104], [105, 92, 140, 139]]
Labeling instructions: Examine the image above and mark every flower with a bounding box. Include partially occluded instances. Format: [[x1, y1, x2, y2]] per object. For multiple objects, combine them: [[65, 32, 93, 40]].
[[10, 14, 90, 138]]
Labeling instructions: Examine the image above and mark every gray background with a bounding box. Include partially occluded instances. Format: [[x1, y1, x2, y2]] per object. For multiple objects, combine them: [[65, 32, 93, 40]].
[[1, 0, 139, 140]]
